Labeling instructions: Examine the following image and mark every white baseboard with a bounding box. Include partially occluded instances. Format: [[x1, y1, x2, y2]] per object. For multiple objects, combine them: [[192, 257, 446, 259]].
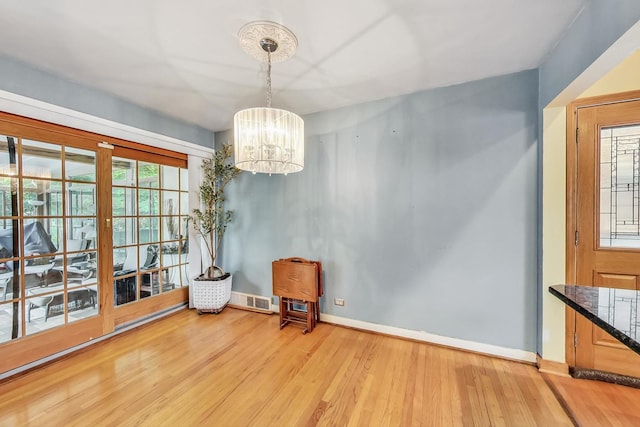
[[320, 313, 537, 364]]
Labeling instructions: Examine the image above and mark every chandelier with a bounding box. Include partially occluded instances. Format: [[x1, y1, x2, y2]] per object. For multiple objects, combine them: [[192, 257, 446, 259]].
[[234, 21, 304, 176]]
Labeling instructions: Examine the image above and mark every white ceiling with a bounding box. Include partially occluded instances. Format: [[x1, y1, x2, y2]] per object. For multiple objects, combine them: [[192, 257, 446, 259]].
[[0, 0, 586, 132]]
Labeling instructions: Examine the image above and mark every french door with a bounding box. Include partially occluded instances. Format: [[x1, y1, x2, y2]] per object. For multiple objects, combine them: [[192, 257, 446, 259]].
[[569, 93, 640, 378], [0, 113, 189, 373], [109, 145, 190, 326]]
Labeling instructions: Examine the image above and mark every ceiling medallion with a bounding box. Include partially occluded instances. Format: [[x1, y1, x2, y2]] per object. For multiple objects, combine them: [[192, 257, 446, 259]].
[[238, 21, 298, 63]]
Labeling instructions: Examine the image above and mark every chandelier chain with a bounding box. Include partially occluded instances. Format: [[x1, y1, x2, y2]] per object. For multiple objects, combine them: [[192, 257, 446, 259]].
[[266, 50, 272, 108]]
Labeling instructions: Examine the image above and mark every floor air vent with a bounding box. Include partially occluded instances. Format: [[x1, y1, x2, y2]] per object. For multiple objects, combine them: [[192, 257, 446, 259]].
[[229, 291, 273, 314]]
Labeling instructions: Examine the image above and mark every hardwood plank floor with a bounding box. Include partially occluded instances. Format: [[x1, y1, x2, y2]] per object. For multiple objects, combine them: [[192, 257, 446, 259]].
[[544, 372, 640, 427], [0, 308, 572, 426]]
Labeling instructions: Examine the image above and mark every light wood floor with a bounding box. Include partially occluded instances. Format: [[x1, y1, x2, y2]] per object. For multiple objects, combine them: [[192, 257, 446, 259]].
[[544, 372, 640, 427], [0, 308, 575, 426]]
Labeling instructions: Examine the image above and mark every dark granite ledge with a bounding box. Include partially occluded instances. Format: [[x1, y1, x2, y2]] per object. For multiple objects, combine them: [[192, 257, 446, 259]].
[[549, 284, 640, 356]]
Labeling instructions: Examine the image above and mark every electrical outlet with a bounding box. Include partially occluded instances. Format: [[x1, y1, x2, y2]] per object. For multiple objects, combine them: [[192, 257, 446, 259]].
[[334, 298, 345, 306]]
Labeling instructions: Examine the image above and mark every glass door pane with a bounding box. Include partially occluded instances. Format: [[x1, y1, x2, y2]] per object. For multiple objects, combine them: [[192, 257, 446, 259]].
[[112, 158, 189, 306], [0, 137, 99, 339], [600, 125, 640, 248]]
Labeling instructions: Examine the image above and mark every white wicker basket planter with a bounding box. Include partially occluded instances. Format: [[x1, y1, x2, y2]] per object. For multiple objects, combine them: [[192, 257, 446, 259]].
[[192, 274, 233, 314]]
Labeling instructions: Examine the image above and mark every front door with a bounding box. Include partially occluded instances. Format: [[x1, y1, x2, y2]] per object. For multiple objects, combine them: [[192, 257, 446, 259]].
[[573, 97, 640, 377]]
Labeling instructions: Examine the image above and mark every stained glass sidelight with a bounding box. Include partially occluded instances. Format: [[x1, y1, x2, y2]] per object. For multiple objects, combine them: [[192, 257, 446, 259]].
[[600, 125, 640, 248]]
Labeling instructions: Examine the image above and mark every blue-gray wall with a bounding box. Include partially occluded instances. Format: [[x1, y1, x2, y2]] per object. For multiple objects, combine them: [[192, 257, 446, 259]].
[[0, 55, 213, 147], [219, 69, 539, 351], [537, 1, 640, 353], [539, 0, 640, 108]]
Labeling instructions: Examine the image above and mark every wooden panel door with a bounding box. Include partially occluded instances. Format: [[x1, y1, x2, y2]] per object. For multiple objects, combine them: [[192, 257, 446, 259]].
[[574, 99, 640, 377]]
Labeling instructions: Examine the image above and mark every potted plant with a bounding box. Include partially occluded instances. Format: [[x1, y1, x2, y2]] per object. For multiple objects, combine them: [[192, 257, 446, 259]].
[[189, 143, 241, 313]]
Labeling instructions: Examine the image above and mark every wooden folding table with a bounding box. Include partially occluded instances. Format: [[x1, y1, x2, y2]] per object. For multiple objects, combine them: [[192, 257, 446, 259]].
[[272, 257, 323, 334]]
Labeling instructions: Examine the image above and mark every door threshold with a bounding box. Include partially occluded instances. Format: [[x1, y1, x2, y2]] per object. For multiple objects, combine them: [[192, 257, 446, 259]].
[[570, 367, 640, 389]]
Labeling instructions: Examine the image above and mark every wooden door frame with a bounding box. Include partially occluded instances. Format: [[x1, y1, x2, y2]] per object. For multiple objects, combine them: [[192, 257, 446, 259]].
[[565, 89, 640, 366]]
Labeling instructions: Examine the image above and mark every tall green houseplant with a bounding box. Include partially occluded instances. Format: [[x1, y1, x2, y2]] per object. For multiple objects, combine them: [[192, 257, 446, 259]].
[[190, 143, 241, 280]]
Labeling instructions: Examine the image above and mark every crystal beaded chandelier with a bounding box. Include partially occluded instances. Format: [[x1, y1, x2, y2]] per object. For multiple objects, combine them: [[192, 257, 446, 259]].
[[234, 21, 304, 175]]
